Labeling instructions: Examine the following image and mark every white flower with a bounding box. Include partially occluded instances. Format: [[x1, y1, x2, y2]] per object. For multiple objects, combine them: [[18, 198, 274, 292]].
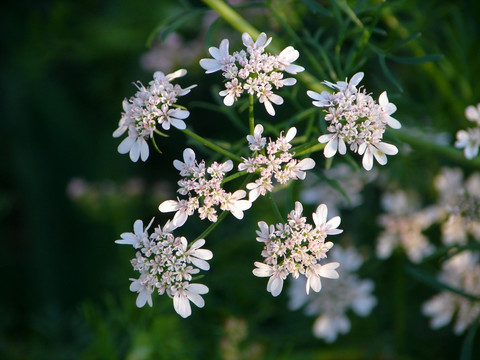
[[305, 262, 340, 295], [252, 262, 286, 297], [158, 105, 190, 131], [307, 90, 333, 107], [129, 276, 153, 308], [246, 124, 266, 151], [117, 132, 150, 162], [309, 72, 400, 170], [173, 148, 197, 176], [465, 103, 480, 126], [182, 238, 213, 271], [242, 32, 272, 53], [220, 190, 252, 219], [173, 283, 209, 318], [114, 69, 195, 162], [358, 141, 398, 171], [158, 198, 195, 228], [455, 128, 480, 159], [379, 91, 401, 129], [288, 246, 377, 342], [199, 39, 233, 73], [312, 204, 343, 236], [277, 46, 305, 74], [115, 218, 155, 248], [318, 133, 347, 158]]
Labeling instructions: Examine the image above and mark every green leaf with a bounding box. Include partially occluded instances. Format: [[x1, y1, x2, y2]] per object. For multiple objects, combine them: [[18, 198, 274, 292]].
[[379, 54, 403, 92], [387, 54, 444, 65], [301, 0, 332, 16], [460, 311, 480, 360], [336, 0, 364, 28], [388, 33, 422, 53]]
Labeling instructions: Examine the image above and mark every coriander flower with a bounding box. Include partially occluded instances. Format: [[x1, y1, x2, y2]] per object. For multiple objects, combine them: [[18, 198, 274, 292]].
[[200, 32, 304, 116], [455, 104, 480, 159], [115, 219, 212, 318], [113, 69, 196, 162], [160, 148, 252, 227], [253, 202, 342, 297], [465, 103, 480, 125], [288, 246, 377, 343], [240, 127, 315, 202], [308, 72, 401, 170], [422, 251, 480, 334]]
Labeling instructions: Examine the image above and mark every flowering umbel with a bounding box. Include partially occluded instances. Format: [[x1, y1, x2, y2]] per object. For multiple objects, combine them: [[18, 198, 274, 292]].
[[239, 125, 315, 202], [115, 218, 212, 318], [307, 72, 401, 170], [200, 32, 304, 115], [158, 148, 251, 227], [253, 202, 342, 297], [113, 69, 196, 162]]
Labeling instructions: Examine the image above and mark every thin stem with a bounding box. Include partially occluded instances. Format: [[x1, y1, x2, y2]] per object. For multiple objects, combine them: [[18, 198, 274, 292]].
[[195, 211, 229, 241], [293, 141, 325, 157], [181, 128, 242, 162], [222, 170, 248, 185], [249, 93, 255, 135], [392, 129, 480, 168], [267, 192, 284, 223], [151, 134, 162, 154]]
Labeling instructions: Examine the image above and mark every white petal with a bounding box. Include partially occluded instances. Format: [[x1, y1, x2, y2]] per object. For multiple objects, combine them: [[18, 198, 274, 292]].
[[173, 293, 191, 318], [318, 262, 340, 279], [268, 275, 284, 297], [323, 137, 338, 158], [158, 200, 179, 212], [117, 137, 135, 154], [285, 127, 297, 142]]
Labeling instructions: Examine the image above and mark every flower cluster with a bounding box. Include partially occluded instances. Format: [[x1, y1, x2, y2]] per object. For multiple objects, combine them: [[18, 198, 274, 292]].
[[200, 32, 304, 115], [115, 218, 213, 318], [253, 202, 342, 297], [307, 72, 401, 170], [288, 246, 377, 343], [434, 167, 480, 245], [159, 148, 251, 227], [455, 103, 480, 159], [422, 250, 480, 335], [376, 190, 439, 263], [239, 125, 315, 202], [113, 69, 196, 162]]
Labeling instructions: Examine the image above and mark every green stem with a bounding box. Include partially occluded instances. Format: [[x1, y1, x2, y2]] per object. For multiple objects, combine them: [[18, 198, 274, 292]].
[[293, 141, 325, 157], [249, 93, 255, 135], [267, 192, 284, 223], [181, 128, 242, 162], [222, 170, 248, 185], [202, 0, 329, 93], [392, 129, 480, 168], [195, 211, 229, 241]]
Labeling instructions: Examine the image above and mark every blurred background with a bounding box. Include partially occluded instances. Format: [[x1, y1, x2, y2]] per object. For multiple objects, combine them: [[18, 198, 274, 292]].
[[2, 0, 480, 359]]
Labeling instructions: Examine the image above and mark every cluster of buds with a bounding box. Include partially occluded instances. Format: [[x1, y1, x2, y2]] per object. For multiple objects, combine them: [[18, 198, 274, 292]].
[[115, 219, 213, 318], [239, 125, 315, 202], [200, 32, 304, 115], [307, 72, 401, 170], [113, 69, 196, 162], [159, 148, 251, 227], [253, 202, 342, 297]]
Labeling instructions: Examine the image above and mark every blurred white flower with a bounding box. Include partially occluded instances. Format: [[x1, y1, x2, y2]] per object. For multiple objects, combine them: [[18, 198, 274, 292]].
[[422, 251, 480, 335], [288, 246, 377, 342], [376, 190, 438, 263]]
